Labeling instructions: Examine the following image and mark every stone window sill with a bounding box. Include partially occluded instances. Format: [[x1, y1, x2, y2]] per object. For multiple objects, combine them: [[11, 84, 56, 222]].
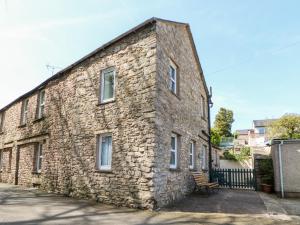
[[33, 117, 45, 123], [96, 100, 116, 106], [32, 171, 42, 175], [169, 168, 181, 172], [94, 169, 113, 174], [170, 91, 181, 100]]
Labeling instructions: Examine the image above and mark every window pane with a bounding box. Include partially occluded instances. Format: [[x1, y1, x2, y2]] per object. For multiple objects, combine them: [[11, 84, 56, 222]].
[[189, 154, 193, 166], [170, 66, 176, 80], [101, 136, 112, 167], [171, 81, 176, 93], [171, 136, 176, 150], [190, 143, 193, 154], [37, 144, 43, 171], [170, 151, 175, 165], [103, 71, 114, 101], [40, 91, 45, 104]]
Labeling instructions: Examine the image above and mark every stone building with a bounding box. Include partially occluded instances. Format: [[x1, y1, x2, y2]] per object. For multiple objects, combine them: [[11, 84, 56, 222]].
[[0, 18, 210, 209]]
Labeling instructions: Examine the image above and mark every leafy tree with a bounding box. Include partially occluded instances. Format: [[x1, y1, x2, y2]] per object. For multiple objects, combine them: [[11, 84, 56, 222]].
[[268, 114, 300, 139], [211, 128, 221, 146], [214, 107, 234, 137]]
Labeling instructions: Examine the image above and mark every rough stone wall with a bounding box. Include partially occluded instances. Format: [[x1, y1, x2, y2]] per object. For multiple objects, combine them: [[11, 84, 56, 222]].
[[17, 144, 36, 186], [0, 20, 210, 208], [0, 24, 157, 208], [153, 21, 209, 207]]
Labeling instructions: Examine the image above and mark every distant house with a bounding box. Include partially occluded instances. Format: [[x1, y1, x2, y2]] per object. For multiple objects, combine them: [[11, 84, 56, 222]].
[[235, 119, 277, 154]]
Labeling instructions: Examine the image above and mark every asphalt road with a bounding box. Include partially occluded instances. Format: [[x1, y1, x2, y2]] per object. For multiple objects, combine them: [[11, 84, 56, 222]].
[[0, 183, 299, 225]]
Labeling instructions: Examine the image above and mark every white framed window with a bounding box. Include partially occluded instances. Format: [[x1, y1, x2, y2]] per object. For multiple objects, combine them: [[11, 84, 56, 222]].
[[170, 133, 178, 169], [189, 141, 195, 169], [201, 145, 207, 170], [201, 95, 206, 118], [100, 68, 116, 103], [37, 90, 45, 119], [97, 134, 112, 170], [0, 150, 2, 171], [21, 99, 29, 125], [35, 143, 43, 173], [169, 61, 177, 94]]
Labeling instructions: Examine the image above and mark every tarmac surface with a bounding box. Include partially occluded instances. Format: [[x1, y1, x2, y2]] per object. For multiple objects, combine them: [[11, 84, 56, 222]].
[[0, 183, 299, 225]]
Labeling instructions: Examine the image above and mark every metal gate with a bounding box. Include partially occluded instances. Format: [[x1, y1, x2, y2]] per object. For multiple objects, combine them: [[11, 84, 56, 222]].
[[212, 168, 257, 190]]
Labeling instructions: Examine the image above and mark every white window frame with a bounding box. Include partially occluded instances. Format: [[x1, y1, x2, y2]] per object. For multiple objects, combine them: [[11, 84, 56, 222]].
[[97, 134, 113, 171], [21, 99, 29, 125], [170, 133, 178, 169], [100, 68, 116, 103], [37, 90, 45, 119], [169, 61, 177, 94], [189, 141, 195, 169], [36, 143, 43, 173], [0, 150, 2, 171]]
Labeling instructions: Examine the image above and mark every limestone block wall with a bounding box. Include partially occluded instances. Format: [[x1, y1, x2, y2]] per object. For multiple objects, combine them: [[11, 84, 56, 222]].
[[153, 21, 209, 207], [0, 23, 158, 209]]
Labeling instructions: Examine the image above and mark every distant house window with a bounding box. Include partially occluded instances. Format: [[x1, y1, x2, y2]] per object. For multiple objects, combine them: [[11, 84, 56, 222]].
[[189, 141, 195, 169], [97, 134, 112, 170], [201, 145, 207, 170], [100, 68, 115, 103], [257, 127, 265, 134], [169, 61, 177, 94], [0, 112, 4, 132], [170, 133, 178, 169], [21, 99, 29, 125], [37, 90, 45, 119], [201, 95, 206, 118], [35, 143, 43, 173]]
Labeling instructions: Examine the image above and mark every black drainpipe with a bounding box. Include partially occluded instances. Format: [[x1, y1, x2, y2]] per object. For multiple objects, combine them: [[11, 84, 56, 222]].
[[207, 87, 213, 182]]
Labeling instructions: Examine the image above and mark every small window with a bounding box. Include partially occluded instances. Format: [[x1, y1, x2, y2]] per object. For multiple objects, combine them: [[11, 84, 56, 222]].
[[0, 112, 4, 132], [189, 141, 195, 169], [100, 68, 115, 103], [169, 61, 177, 94], [170, 133, 178, 169], [37, 90, 45, 119], [35, 143, 43, 173], [201, 145, 207, 170], [97, 134, 112, 170], [201, 95, 206, 118], [21, 99, 29, 125], [0, 150, 2, 171]]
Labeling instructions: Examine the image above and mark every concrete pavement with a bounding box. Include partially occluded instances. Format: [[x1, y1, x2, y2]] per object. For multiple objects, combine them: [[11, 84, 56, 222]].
[[0, 183, 299, 225]]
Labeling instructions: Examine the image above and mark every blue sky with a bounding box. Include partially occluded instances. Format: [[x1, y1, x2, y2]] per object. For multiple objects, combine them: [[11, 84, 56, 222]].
[[0, 0, 299, 130]]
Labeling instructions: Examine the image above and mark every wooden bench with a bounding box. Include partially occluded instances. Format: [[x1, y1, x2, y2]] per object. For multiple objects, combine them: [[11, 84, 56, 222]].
[[192, 172, 219, 194]]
